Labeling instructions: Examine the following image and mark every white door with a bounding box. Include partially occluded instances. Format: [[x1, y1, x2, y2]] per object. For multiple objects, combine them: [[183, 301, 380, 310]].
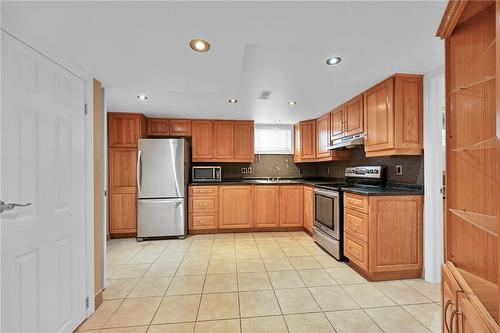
[[1, 32, 87, 333]]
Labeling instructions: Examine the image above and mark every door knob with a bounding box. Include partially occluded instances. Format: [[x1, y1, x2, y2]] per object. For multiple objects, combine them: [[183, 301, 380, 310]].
[[0, 200, 32, 214]]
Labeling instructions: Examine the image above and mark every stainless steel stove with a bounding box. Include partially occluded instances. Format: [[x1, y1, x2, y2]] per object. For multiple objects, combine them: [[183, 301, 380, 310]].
[[312, 166, 385, 260]]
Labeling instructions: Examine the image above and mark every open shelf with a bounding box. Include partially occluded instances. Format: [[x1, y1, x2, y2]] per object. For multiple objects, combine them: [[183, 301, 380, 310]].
[[449, 208, 497, 236], [451, 136, 499, 152]]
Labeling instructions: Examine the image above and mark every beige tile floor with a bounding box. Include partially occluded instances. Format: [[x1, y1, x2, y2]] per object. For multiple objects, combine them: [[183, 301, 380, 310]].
[[77, 232, 441, 333]]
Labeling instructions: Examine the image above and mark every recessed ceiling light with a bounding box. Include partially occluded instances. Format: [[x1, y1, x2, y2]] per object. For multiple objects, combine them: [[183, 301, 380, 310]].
[[288, 101, 296, 106], [326, 57, 342, 65], [189, 39, 211, 52], [228, 98, 238, 103], [137, 95, 148, 100]]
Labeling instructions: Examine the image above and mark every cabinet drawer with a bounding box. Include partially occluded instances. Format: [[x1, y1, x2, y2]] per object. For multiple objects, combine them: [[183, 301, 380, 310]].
[[344, 193, 369, 213], [191, 186, 218, 196], [344, 233, 368, 271], [344, 208, 369, 242], [191, 197, 217, 213], [189, 214, 217, 230]]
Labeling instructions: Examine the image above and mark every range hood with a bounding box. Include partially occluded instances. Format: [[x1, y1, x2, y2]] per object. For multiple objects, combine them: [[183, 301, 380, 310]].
[[327, 133, 365, 150]]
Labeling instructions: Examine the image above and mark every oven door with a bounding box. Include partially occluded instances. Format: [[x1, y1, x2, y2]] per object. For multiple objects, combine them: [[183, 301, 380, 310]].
[[313, 188, 340, 240]]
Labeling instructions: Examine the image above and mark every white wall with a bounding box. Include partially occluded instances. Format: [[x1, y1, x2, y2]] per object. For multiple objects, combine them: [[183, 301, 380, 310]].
[[423, 68, 445, 283]]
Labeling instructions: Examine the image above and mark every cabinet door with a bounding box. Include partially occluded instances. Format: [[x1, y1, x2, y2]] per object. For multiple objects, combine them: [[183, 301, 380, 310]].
[[303, 186, 314, 232], [316, 114, 331, 158], [109, 193, 137, 234], [394, 75, 423, 150], [213, 120, 235, 159], [299, 120, 316, 160], [108, 113, 145, 147], [279, 186, 304, 227], [147, 118, 170, 136], [234, 121, 254, 162], [344, 94, 364, 136], [364, 78, 394, 152], [442, 264, 461, 333], [456, 293, 491, 333], [109, 148, 137, 192], [170, 119, 192, 136], [294, 123, 301, 162], [368, 196, 423, 273], [192, 120, 213, 160], [254, 186, 279, 228], [219, 186, 254, 229], [330, 106, 344, 140]]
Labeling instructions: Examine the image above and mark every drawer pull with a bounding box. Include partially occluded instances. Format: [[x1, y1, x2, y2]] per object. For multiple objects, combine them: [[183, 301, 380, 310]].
[[444, 300, 452, 333]]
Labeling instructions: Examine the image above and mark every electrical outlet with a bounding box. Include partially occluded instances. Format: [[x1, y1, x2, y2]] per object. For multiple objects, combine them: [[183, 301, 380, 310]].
[[396, 165, 403, 175], [247, 167, 252, 174], [241, 167, 247, 174]]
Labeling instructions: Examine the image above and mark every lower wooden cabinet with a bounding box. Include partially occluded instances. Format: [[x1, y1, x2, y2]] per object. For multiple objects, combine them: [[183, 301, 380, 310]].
[[109, 192, 137, 235], [219, 185, 254, 229], [343, 192, 423, 280], [303, 186, 314, 233], [254, 186, 280, 228], [279, 186, 304, 227], [188, 186, 219, 232]]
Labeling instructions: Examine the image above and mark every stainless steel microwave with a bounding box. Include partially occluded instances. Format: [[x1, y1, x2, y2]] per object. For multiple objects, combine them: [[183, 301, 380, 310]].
[[192, 166, 222, 182]]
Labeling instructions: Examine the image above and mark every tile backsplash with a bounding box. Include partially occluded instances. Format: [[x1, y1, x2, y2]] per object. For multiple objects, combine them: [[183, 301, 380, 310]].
[[193, 147, 423, 184]]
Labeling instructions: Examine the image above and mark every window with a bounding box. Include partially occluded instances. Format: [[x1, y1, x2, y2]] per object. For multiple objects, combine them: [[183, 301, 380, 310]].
[[254, 124, 294, 154]]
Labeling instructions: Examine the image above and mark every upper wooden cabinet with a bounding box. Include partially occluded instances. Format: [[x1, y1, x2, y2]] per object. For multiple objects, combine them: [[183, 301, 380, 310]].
[[108, 113, 146, 148], [192, 120, 214, 161], [192, 120, 254, 163], [316, 113, 331, 159], [293, 124, 301, 162], [363, 74, 423, 157], [330, 105, 345, 141], [213, 120, 235, 159], [219, 185, 254, 229], [344, 94, 364, 136], [299, 120, 316, 160], [234, 121, 255, 162], [170, 119, 192, 136], [147, 118, 170, 136], [109, 148, 137, 191]]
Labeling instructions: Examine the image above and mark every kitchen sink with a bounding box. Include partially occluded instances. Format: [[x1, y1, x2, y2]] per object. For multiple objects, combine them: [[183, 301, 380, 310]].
[[251, 179, 300, 184]]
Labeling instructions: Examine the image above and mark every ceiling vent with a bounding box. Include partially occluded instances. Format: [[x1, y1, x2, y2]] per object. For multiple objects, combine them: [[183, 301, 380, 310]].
[[257, 90, 272, 100]]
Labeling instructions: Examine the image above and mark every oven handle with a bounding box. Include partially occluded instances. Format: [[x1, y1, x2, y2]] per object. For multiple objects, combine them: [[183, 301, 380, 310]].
[[314, 188, 339, 198]]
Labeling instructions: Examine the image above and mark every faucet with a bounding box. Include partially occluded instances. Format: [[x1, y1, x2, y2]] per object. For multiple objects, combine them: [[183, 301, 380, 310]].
[[273, 166, 281, 182]]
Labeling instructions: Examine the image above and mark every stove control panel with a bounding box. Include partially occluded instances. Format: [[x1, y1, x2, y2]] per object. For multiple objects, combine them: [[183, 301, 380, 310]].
[[345, 166, 384, 179]]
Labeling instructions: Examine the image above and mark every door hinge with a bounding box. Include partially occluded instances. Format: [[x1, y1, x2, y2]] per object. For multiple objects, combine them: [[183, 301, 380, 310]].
[[84, 103, 88, 115], [104, 190, 108, 197], [85, 297, 89, 309]]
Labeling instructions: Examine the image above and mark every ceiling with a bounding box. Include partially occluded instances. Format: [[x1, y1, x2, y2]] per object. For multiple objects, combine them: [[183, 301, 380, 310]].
[[2, 1, 446, 124]]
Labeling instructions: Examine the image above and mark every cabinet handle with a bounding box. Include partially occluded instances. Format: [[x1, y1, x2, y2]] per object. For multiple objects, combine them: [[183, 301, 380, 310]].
[[444, 300, 452, 333], [449, 309, 460, 333]]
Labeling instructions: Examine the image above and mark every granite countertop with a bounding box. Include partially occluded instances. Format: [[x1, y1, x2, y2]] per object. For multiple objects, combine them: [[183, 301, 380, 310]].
[[341, 183, 423, 196], [189, 177, 342, 187]]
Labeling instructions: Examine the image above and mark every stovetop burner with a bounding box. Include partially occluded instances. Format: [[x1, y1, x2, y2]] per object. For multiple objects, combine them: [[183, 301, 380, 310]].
[[314, 166, 387, 191]]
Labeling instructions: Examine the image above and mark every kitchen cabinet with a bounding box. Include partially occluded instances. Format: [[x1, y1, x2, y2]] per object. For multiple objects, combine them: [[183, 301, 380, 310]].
[[279, 186, 304, 227], [330, 106, 344, 141], [234, 121, 255, 162], [344, 94, 364, 136], [108, 112, 146, 237], [437, 1, 499, 330], [219, 185, 254, 229], [192, 120, 254, 162], [343, 193, 423, 280], [363, 74, 423, 157], [316, 113, 331, 159], [293, 124, 301, 162], [303, 186, 314, 234], [170, 119, 192, 136], [147, 118, 170, 136], [213, 120, 235, 159], [192, 120, 214, 161], [254, 186, 280, 228], [108, 112, 146, 148], [188, 186, 218, 232], [299, 120, 316, 160]]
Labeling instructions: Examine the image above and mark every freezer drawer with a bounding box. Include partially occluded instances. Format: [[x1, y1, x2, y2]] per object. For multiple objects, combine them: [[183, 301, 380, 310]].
[[138, 198, 186, 238]]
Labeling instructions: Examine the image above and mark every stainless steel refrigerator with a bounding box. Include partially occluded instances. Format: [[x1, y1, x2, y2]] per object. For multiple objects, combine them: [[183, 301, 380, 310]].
[[137, 138, 190, 240]]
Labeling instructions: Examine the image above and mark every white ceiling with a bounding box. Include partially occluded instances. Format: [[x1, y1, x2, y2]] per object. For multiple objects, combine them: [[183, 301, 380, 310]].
[[2, 1, 446, 124]]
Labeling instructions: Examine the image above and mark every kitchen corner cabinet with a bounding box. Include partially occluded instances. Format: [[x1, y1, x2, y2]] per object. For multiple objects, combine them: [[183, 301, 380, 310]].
[[192, 120, 254, 163], [108, 112, 146, 237], [279, 186, 304, 227], [303, 186, 314, 234], [343, 193, 423, 280], [363, 74, 423, 157], [219, 185, 254, 229]]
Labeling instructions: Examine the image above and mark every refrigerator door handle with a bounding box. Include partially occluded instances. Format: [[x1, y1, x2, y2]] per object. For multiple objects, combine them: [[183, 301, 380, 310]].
[[139, 198, 184, 204], [137, 150, 142, 193]]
